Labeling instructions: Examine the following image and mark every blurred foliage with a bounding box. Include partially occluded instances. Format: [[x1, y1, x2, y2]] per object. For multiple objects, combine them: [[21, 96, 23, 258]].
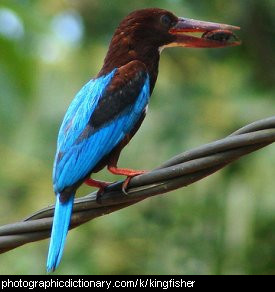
[[0, 0, 274, 275]]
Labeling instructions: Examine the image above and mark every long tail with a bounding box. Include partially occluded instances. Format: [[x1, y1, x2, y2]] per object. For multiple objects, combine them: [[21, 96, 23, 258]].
[[46, 193, 74, 272]]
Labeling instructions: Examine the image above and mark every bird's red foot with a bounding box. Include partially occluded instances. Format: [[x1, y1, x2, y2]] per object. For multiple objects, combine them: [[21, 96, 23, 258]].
[[107, 166, 147, 194], [85, 178, 112, 203], [107, 166, 146, 177], [121, 177, 132, 195]]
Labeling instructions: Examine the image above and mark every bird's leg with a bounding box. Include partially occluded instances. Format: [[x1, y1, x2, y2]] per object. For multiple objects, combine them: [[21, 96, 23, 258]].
[[108, 165, 146, 195], [108, 165, 147, 176], [84, 178, 112, 203], [107, 160, 146, 195], [107, 133, 147, 194]]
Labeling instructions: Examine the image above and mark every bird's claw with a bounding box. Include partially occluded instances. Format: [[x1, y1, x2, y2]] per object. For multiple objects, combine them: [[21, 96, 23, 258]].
[[121, 170, 147, 195], [95, 182, 112, 204], [122, 177, 132, 195]]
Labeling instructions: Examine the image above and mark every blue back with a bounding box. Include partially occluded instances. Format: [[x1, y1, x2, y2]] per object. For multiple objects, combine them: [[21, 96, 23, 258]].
[[53, 69, 150, 193]]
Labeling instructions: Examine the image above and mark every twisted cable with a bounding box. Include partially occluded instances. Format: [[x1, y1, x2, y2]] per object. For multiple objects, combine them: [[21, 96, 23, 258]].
[[0, 116, 274, 253]]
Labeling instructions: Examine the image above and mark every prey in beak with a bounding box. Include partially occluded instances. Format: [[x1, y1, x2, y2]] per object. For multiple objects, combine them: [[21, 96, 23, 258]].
[[169, 17, 241, 48]]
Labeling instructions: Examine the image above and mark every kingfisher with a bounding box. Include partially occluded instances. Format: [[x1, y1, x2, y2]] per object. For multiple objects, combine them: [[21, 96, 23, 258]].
[[47, 8, 240, 271]]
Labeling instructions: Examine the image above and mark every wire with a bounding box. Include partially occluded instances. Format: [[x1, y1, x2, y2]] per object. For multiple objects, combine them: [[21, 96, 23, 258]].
[[0, 116, 274, 254]]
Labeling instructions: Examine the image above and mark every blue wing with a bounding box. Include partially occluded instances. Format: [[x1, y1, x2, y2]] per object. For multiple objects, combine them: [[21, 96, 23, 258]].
[[53, 61, 150, 193]]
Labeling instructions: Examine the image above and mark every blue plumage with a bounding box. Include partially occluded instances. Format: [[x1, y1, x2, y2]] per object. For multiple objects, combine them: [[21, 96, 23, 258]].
[[47, 193, 74, 272], [47, 63, 150, 271], [53, 70, 150, 192], [53, 69, 117, 192]]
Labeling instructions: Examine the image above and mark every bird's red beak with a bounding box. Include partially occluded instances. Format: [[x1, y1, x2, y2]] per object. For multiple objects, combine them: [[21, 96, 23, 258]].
[[168, 17, 241, 48]]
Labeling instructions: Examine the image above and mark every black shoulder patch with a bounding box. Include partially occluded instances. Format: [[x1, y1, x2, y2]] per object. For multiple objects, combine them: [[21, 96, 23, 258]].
[[89, 61, 148, 130]]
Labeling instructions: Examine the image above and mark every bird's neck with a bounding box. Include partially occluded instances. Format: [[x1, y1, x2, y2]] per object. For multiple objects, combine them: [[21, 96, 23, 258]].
[[98, 44, 160, 94]]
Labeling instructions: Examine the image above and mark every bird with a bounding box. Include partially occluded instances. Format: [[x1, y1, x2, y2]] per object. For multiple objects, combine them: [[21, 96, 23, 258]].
[[47, 8, 240, 272]]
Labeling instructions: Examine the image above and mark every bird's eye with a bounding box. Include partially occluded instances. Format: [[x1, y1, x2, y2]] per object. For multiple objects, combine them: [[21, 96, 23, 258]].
[[160, 14, 173, 28]]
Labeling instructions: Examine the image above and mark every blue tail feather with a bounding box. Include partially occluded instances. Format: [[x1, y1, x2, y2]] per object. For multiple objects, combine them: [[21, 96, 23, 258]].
[[47, 193, 74, 272]]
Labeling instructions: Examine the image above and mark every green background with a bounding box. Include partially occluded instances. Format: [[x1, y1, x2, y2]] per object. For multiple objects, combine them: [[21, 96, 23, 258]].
[[0, 0, 274, 274]]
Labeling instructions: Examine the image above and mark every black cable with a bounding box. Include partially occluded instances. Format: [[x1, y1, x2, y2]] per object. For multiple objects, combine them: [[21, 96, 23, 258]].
[[0, 116, 274, 254]]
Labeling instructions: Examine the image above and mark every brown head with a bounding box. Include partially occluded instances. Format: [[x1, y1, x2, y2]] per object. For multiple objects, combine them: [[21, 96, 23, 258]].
[[99, 8, 240, 89]]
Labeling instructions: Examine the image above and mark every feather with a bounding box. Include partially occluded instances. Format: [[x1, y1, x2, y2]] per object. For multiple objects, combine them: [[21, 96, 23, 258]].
[[53, 61, 150, 193], [46, 193, 74, 272]]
